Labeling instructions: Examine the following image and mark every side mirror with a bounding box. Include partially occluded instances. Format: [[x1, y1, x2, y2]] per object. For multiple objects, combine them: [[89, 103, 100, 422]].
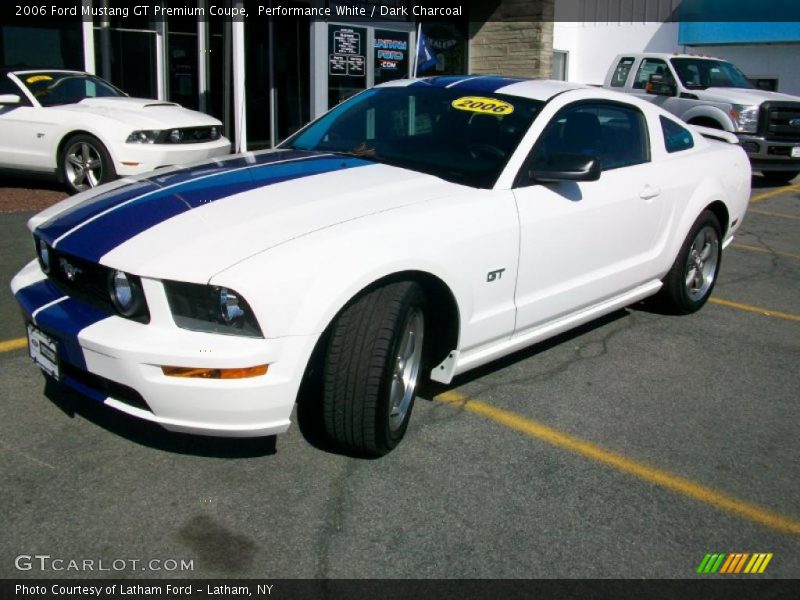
[[645, 73, 676, 97], [0, 94, 21, 105], [529, 154, 601, 183]]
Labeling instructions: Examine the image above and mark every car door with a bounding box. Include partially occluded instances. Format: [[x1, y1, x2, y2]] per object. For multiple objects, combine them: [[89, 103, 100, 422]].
[[0, 75, 55, 171], [511, 100, 666, 333]]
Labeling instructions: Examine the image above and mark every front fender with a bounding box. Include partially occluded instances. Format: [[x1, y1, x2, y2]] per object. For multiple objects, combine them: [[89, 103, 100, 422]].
[[681, 105, 735, 131], [211, 190, 521, 354]]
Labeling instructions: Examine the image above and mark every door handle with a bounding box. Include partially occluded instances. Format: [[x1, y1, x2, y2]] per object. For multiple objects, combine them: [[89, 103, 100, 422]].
[[639, 185, 661, 200]]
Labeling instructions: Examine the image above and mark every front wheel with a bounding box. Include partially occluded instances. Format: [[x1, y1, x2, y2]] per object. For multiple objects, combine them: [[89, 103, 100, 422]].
[[322, 282, 427, 456], [59, 134, 116, 194], [658, 210, 722, 314]]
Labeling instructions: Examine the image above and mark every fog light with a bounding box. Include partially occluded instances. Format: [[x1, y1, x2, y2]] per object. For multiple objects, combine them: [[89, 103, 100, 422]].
[[209, 126, 220, 140], [161, 365, 268, 379], [169, 129, 183, 143]]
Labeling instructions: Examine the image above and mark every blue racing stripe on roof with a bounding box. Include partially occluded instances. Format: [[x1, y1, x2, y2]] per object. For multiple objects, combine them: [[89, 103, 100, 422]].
[[451, 76, 526, 93], [409, 75, 527, 93], [50, 154, 371, 262]]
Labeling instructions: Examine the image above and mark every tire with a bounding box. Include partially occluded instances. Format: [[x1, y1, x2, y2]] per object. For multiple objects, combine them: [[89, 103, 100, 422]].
[[59, 134, 116, 194], [762, 170, 799, 185], [323, 281, 427, 456], [659, 210, 722, 315]]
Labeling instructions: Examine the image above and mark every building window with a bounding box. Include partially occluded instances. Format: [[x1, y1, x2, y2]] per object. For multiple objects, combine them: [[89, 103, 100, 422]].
[[1, 23, 83, 70], [552, 50, 568, 81]]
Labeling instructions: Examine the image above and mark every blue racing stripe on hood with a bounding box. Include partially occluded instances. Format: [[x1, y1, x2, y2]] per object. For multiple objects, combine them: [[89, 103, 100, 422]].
[[49, 154, 372, 263], [36, 150, 318, 245]]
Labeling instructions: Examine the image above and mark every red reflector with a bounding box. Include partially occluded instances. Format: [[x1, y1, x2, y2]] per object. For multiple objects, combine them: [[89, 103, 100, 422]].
[[161, 365, 268, 379]]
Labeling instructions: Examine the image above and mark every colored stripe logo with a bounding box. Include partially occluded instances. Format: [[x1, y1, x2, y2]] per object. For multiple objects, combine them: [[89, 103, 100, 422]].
[[696, 552, 773, 574]]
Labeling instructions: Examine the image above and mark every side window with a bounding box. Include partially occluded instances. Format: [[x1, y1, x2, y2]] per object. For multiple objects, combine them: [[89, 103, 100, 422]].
[[527, 102, 649, 175], [633, 58, 672, 89], [610, 57, 635, 87], [660, 116, 694, 153]]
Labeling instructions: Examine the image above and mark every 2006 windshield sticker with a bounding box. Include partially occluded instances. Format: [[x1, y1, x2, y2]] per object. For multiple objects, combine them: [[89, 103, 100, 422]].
[[452, 96, 514, 116]]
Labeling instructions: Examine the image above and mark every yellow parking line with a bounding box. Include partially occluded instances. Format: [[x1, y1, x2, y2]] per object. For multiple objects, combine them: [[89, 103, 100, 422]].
[[730, 243, 800, 261], [750, 182, 800, 204], [436, 391, 800, 535], [0, 337, 27, 352], [748, 208, 800, 221], [709, 298, 800, 322]]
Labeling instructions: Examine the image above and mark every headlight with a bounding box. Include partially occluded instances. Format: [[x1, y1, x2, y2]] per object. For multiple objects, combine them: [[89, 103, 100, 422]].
[[36, 238, 51, 273], [164, 281, 263, 338], [729, 104, 759, 134], [126, 130, 161, 144], [209, 126, 220, 140], [108, 270, 146, 318]]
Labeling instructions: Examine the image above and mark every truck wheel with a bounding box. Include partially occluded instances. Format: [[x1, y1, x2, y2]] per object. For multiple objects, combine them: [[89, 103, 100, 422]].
[[658, 210, 722, 315], [59, 134, 116, 194], [762, 171, 799, 185], [323, 281, 426, 456]]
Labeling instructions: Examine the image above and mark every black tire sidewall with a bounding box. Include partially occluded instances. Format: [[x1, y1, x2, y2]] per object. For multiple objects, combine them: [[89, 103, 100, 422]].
[[668, 210, 722, 313], [59, 134, 116, 194]]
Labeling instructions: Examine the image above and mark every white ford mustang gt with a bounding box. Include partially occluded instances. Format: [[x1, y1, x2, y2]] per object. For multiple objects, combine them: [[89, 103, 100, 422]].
[[11, 76, 750, 456], [0, 69, 231, 193]]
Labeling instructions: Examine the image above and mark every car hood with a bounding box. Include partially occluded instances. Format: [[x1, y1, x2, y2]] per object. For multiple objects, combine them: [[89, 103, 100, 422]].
[[699, 87, 800, 106], [31, 150, 465, 282], [57, 97, 222, 128]]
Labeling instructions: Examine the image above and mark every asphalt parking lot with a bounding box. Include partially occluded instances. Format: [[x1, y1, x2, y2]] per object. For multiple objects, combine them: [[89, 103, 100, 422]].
[[0, 175, 798, 580]]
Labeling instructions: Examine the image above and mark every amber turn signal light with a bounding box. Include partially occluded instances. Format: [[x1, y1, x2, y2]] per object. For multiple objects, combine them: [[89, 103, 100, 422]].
[[161, 364, 268, 379]]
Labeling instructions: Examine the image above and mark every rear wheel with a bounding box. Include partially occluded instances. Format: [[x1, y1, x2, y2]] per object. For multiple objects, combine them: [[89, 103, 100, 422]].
[[659, 210, 722, 314], [59, 134, 116, 194], [323, 282, 426, 456], [762, 170, 799, 185]]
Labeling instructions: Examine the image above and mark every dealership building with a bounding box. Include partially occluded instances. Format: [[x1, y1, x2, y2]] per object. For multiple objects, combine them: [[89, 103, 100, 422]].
[[0, 0, 553, 152]]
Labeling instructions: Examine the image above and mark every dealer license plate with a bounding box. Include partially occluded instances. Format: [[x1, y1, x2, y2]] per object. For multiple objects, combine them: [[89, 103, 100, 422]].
[[27, 324, 60, 381], [792, 146, 800, 158]]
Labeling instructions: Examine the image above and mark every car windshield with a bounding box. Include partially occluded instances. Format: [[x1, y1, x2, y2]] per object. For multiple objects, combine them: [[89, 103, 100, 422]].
[[17, 71, 125, 107], [283, 86, 543, 188], [670, 58, 754, 90]]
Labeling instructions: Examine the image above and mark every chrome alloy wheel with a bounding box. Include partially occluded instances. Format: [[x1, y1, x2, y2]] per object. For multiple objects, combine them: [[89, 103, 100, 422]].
[[64, 141, 104, 191], [684, 225, 719, 302], [388, 308, 424, 432]]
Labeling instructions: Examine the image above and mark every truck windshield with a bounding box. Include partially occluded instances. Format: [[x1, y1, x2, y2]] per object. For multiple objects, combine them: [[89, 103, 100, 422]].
[[283, 86, 543, 189], [670, 58, 753, 90]]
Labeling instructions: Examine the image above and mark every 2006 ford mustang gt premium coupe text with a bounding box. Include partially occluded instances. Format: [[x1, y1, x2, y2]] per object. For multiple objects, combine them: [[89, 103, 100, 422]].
[[11, 76, 750, 456]]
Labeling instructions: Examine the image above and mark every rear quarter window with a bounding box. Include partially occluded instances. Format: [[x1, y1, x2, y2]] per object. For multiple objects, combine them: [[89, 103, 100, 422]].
[[660, 116, 694, 153], [610, 57, 635, 87]]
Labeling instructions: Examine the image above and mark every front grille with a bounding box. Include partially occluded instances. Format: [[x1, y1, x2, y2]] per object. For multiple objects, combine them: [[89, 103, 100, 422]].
[[760, 102, 800, 141], [158, 126, 222, 144], [40, 243, 150, 324]]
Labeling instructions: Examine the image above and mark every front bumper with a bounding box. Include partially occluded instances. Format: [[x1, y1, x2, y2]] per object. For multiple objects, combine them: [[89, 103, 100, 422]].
[[737, 134, 800, 172], [113, 138, 232, 177], [11, 259, 310, 438]]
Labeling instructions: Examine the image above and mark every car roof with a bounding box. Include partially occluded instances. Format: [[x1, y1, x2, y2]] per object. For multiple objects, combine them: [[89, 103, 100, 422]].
[[378, 75, 588, 101], [616, 52, 727, 62]]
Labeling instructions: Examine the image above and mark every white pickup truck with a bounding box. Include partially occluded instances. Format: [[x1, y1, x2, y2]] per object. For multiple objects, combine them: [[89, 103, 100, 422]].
[[604, 53, 800, 183]]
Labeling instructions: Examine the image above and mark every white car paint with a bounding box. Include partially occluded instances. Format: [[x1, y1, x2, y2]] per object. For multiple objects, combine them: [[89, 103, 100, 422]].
[[11, 77, 751, 441]]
